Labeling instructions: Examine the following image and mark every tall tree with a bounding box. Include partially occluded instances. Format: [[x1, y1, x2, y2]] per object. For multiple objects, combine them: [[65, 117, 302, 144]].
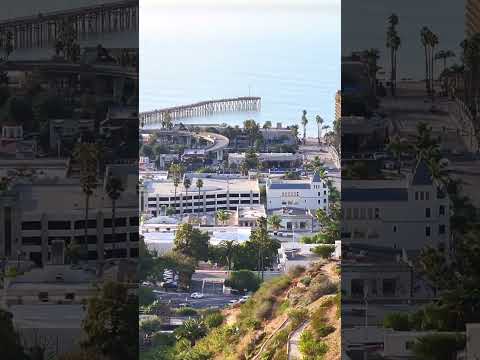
[[173, 223, 209, 261], [105, 176, 124, 255], [0, 309, 27, 359], [183, 177, 191, 213], [267, 214, 283, 232], [387, 14, 400, 96], [301, 110, 308, 144], [74, 143, 99, 260], [81, 282, 138, 360], [315, 115, 324, 144], [196, 178, 204, 215]]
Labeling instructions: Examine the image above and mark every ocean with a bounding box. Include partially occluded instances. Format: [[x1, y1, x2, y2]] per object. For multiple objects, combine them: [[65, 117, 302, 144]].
[[139, 1, 341, 137]]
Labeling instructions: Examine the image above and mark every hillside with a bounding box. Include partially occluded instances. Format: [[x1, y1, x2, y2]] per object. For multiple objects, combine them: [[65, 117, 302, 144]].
[[190, 260, 340, 360]]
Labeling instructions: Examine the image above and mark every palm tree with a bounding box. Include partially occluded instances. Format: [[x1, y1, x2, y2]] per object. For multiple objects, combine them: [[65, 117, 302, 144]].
[[301, 110, 308, 144], [363, 48, 380, 100], [421, 27, 431, 95], [169, 163, 184, 213], [387, 137, 409, 174], [216, 209, 230, 226], [196, 179, 204, 215], [74, 143, 99, 260], [106, 176, 125, 250], [263, 121, 272, 151], [267, 215, 282, 232], [315, 115, 324, 144], [243, 119, 259, 147], [429, 31, 439, 94], [183, 177, 191, 213], [387, 14, 400, 96], [435, 50, 455, 77], [178, 318, 207, 346]]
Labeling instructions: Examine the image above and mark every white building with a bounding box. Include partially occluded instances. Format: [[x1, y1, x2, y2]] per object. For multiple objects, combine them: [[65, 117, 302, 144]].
[[342, 161, 450, 250], [141, 177, 260, 216], [266, 172, 329, 211]]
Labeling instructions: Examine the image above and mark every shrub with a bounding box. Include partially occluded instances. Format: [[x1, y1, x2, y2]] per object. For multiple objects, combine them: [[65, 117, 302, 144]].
[[300, 276, 312, 286], [299, 330, 328, 358], [151, 331, 176, 347], [255, 299, 275, 320], [307, 279, 337, 302], [383, 312, 411, 331], [139, 318, 163, 335], [203, 312, 224, 329], [138, 286, 156, 307], [288, 308, 309, 328], [227, 270, 261, 292], [288, 265, 306, 278], [412, 333, 466, 360], [175, 307, 198, 316], [315, 324, 336, 338], [312, 245, 335, 259]]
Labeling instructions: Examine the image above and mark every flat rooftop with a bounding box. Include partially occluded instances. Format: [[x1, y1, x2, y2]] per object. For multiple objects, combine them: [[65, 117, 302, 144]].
[[237, 204, 266, 219], [145, 177, 259, 195]]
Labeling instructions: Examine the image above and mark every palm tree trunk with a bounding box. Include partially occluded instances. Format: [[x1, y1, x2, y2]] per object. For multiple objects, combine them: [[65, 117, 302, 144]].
[[174, 187, 177, 214], [112, 199, 116, 257], [84, 195, 90, 261], [390, 48, 395, 96], [424, 45, 430, 94]]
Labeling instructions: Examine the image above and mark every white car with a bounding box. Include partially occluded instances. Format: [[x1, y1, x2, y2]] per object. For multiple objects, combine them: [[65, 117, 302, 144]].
[[190, 292, 204, 299], [228, 299, 238, 305]]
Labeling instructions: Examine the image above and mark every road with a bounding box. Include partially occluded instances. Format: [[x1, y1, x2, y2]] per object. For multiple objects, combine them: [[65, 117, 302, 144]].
[[153, 289, 242, 309]]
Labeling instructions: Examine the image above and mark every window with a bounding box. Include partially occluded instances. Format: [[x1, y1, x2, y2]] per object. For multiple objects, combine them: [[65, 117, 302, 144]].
[[318, 192, 321, 196], [374, 208, 380, 219], [439, 205, 445, 216], [48, 221, 70, 230], [393, 225, 397, 233], [22, 237, 42, 246], [22, 221, 41, 230], [425, 226, 431, 237], [439, 224, 446, 235], [367, 208, 373, 219], [425, 208, 431, 218], [420, 192, 424, 200], [382, 279, 396, 296], [323, 199, 327, 203], [324, 190, 327, 195], [74, 220, 97, 229], [406, 341, 415, 350], [129, 217, 139, 226], [425, 192, 430, 200], [415, 192, 419, 200]]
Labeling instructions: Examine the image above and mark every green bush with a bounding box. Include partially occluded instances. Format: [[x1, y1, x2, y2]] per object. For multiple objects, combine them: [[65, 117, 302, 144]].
[[307, 279, 337, 302], [151, 331, 176, 347], [138, 286, 156, 307], [175, 307, 198, 316], [288, 308, 309, 328], [140, 318, 163, 335], [312, 245, 335, 259], [226, 270, 261, 292], [299, 330, 328, 359], [315, 324, 336, 338], [412, 333, 466, 360], [383, 312, 411, 331], [203, 312, 224, 329], [300, 276, 312, 286]]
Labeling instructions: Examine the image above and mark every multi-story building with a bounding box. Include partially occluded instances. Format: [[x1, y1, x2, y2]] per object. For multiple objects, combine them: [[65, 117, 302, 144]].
[[0, 165, 139, 266], [341, 161, 450, 250], [141, 177, 261, 216], [266, 172, 329, 211]]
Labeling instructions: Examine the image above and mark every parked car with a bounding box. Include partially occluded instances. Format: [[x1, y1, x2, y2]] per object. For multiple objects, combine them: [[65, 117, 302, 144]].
[[190, 292, 204, 299], [160, 281, 178, 289]]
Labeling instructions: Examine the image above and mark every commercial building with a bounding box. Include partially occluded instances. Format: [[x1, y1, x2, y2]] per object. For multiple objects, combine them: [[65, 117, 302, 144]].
[[141, 177, 261, 216], [0, 165, 139, 265], [266, 172, 329, 211], [341, 161, 450, 250]]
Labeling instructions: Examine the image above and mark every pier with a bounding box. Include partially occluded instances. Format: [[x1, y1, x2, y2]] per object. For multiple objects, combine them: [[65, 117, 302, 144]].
[[0, 0, 138, 50], [140, 96, 261, 127]]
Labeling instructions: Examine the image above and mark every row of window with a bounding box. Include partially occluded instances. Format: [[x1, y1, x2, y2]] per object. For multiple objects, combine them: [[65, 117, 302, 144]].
[[342, 224, 446, 238], [312, 184, 328, 189], [147, 193, 259, 201], [22, 233, 139, 246], [343, 208, 380, 220], [22, 217, 139, 230], [149, 199, 259, 208]]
